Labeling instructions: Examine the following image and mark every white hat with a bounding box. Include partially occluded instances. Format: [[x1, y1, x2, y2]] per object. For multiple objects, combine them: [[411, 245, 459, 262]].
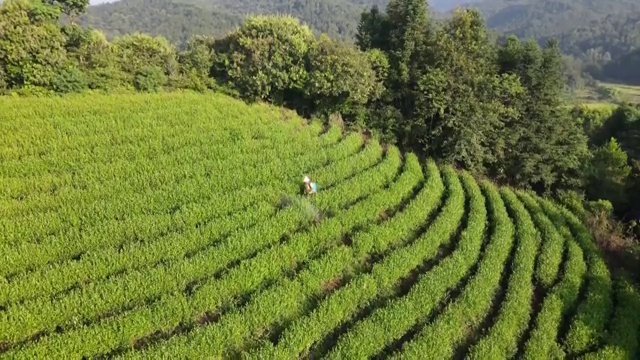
[[303, 176, 310, 183]]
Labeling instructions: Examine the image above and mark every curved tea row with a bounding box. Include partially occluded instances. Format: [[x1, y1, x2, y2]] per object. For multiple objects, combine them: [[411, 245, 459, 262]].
[[0, 93, 637, 359]]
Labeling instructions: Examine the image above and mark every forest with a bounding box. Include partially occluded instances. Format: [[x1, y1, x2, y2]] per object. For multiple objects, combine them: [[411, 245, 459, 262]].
[[1, 0, 640, 247]]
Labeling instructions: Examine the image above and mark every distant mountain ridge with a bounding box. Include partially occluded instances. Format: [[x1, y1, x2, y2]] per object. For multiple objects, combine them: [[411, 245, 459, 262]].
[[80, 0, 486, 44], [470, 0, 640, 39], [80, 0, 640, 70]]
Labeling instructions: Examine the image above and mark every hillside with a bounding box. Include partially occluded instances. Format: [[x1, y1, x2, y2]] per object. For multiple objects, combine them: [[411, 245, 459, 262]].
[[80, 0, 640, 83], [81, 0, 469, 43], [0, 92, 638, 358], [82, 0, 640, 43], [472, 0, 640, 39], [82, 0, 373, 42], [472, 0, 640, 83], [81, 0, 242, 44]]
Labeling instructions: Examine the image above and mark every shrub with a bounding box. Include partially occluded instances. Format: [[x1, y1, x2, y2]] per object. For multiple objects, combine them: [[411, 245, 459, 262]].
[[134, 66, 166, 92], [51, 66, 87, 93]]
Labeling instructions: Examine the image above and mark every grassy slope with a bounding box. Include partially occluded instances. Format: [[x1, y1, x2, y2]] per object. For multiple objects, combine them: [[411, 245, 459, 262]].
[[575, 83, 640, 105]]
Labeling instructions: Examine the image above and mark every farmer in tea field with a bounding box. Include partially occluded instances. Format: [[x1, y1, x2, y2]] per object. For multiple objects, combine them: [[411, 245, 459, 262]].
[[303, 176, 317, 195]]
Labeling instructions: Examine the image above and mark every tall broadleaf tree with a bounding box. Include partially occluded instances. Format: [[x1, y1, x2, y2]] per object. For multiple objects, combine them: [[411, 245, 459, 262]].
[[356, 0, 431, 145], [496, 36, 589, 191], [212, 15, 314, 105], [415, 8, 508, 171]]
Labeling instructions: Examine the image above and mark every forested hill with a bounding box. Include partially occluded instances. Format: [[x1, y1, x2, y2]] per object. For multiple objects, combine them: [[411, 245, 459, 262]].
[[81, 0, 640, 83], [82, 0, 373, 42], [80, 0, 243, 45], [81, 0, 482, 43], [82, 0, 640, 44], [469, 0, 640, 84], [473, 0, 640, 39]]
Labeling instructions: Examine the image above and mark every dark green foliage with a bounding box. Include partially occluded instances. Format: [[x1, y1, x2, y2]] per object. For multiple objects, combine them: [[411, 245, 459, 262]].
[[491, 36, 590, 191], [368, 104, 402, 142], [415, 8, 503, 171], [79, 0, 242, 46], [134, 66, 167, 92], [585, 138, 631, 208], [356, 0, 431, 146], [85, 66, 129, 91], [356, 5, 391, 52], [604, 48, 640, 85], [51, 65, 87, 93], [356, 2, 589, 192], [306, 34, 377, 116]]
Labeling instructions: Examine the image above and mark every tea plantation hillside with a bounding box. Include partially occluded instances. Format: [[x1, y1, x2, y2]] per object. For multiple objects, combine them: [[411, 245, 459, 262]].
[[0, 93, 638, 359]]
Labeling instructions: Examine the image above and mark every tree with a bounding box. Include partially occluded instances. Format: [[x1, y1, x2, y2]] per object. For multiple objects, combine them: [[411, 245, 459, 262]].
[[179, 35, 215, 79], [0, 0, 67, 89], [496, 36, 590, 191], [45, 0, 87, 19], [356, 0, 431, 145], [415, 8, 505, 171], [305, 34, 378, 120], [385, 0, 430, 86], [134, 66, 167, 92], [355, 5, 390, 52], [62, 25, 115, 70], [212, 15, 314, 104], [586, 138, 632, 207], [111, 33, 178, 79]]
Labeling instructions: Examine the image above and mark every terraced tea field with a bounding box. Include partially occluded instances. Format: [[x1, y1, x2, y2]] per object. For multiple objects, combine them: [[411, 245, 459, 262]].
[[0, 92, 638, 359]]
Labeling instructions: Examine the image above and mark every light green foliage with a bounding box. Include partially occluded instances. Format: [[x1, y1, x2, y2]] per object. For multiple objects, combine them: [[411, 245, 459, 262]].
[[571, 104, 615, 141], [581, 277, 640, 360], [0, 0, 67, 89], [62, 25, 116, 71], [111, 32, 178, 78], [364, 48, 389, 91], [178, 35, 215, 80]]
